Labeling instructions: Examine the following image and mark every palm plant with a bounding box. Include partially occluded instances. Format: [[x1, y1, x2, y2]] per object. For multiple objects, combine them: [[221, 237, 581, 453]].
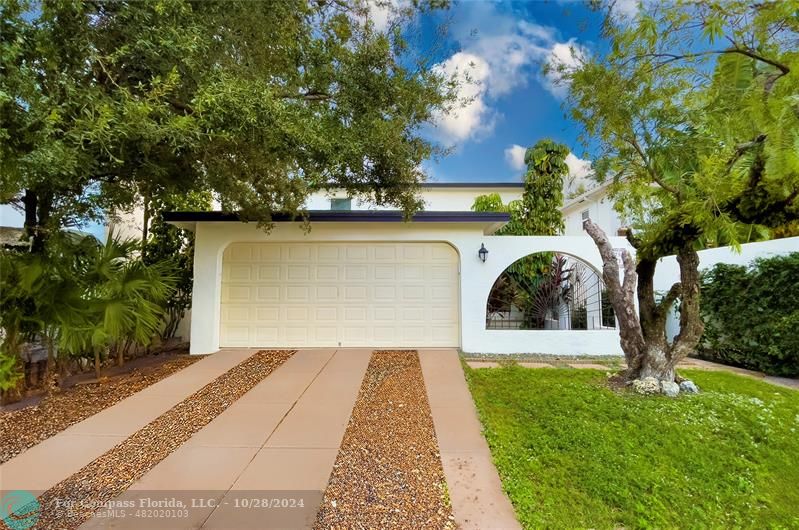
[[59, 232, 177, 378]]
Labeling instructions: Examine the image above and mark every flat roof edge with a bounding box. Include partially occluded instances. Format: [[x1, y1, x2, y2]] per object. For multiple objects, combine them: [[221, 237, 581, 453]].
[[163, 210, 511, 224]]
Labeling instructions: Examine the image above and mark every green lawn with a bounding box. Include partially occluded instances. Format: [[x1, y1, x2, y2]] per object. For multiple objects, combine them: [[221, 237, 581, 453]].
[[465, 365, 799, 529]]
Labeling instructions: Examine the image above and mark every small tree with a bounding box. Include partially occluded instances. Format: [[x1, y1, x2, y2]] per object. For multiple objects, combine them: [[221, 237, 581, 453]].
[[474, 140, 570, 327]]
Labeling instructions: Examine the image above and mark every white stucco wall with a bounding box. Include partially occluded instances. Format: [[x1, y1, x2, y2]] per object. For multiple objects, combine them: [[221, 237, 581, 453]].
[[305, 187, 522, 212], [187, 221, 630, 356], [562, 194, 623, 236]]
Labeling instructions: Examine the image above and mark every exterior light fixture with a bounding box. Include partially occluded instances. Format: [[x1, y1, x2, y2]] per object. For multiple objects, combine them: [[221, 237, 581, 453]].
[[478, 243, 488, 263]]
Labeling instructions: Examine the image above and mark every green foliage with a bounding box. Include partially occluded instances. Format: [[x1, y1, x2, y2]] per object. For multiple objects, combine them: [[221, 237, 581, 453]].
[[567, 1, 799, 259], [471, 139, 568, 237], [700, 253, 799, 377], [0, 0, 454, 246], [142, 191, 211, 339], [58, 232, 177, 359], [518, 140, 568, 236], [0, 231, 178, 385], [466, 365, 799, 528], [0, 354, 21, 391]]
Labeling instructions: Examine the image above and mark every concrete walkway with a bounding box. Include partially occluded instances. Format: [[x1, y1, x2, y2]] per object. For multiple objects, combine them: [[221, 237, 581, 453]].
[[0, 349, 257, 495], [420, 349, 521, 530], [80, 348, 372, 529], [466, 358, 799, 390]]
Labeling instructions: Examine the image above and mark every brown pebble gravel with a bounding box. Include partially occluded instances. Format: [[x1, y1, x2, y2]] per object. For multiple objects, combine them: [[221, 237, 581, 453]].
[[33, 349, 295, 530], [0, 355, 199, 464], [314, 350, 455, 530]]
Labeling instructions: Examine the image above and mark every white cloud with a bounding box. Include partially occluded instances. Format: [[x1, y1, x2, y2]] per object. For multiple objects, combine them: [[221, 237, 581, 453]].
[[504, 144, 527, 171], [366, 0, 410, 32], [563, 152, 595, 197], [543, 39, 588, 100], [611, 0, 640, 19], [431, 52, 494, 143], [429, 4, 590, 144]]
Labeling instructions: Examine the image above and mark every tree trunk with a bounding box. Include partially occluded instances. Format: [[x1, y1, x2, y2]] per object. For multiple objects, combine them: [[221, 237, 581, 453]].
[[669, 246, 704, 364], [583, 220, 646, 371], [94, 350, 101, 380], [23, 188, 53, 254], [116, 343, 125, 367], [141, 191, 151, 259], [44, 333, 60, 395], [583, 220, 703, 384]]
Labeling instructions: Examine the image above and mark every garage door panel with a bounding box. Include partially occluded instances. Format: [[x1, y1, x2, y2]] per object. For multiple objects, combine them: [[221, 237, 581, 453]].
[[258, 265, 281, 281], [315, 265, 339, 281], [256, 286, 280, 302], [220, 242, 458, 347]]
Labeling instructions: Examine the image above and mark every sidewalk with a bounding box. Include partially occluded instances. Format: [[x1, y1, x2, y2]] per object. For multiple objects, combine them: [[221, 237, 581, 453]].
[[420, 349, 521, 530], [466, 357, 799, 390]]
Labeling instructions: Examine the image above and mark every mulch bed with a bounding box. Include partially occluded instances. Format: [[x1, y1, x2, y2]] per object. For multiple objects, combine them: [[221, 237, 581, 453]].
[[0, 354, 199, 464], [34, 349, 295, 530], [314, 350, 455, 529]]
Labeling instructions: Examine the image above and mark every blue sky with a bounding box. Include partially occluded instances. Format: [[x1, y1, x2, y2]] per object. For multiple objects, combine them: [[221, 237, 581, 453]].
[[407, 0, 615, 185]]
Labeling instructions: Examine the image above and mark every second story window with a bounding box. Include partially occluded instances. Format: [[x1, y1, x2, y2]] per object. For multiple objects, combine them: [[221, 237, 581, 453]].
[[330, 198, 352, 211]]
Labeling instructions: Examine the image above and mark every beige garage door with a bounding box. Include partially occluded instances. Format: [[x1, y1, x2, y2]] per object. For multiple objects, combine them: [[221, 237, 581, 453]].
[[220, 242, 459, 347]]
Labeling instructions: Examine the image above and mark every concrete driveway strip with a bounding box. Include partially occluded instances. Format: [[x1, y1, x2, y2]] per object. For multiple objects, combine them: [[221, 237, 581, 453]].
[[419, 348, 521, 530], [200, 347, 372, 530], [78, 348, 371, 530], [0, 349, 257, 495]]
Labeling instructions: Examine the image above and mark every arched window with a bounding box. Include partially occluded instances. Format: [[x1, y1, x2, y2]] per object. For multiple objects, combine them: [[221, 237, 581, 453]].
[[486, 252, 615, 330]]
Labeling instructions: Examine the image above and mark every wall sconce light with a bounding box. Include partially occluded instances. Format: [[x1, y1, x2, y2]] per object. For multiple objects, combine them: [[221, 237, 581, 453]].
[[478, 243, 488, 263]]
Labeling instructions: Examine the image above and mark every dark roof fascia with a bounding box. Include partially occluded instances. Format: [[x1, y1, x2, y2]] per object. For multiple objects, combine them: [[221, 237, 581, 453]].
[[421, 182, 523, 188], [313, 182, 523, 190], [163, 210, 510, 224]]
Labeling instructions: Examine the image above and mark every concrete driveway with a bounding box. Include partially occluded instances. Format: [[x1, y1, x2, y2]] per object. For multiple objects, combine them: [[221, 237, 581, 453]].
[[2, 348, 518, 529]]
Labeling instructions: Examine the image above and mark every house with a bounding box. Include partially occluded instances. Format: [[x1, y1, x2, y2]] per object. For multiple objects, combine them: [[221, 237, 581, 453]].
[[562, 182, 625, 237], [166, 183, 630, 356]]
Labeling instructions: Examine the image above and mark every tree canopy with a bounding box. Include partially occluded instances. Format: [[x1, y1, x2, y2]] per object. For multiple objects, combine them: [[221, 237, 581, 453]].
[[0, 0, 455, 250], [564, 0, 799, 259]]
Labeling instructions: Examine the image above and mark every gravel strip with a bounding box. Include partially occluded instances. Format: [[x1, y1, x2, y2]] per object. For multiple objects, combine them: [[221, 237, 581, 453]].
[[0, 355, 199, 464], [314, 349, 455, 529], [33, 349, 295, 529]]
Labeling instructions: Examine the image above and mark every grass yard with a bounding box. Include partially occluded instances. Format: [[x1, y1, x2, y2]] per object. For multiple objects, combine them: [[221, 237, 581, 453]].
[[465, 365, 799, 529]]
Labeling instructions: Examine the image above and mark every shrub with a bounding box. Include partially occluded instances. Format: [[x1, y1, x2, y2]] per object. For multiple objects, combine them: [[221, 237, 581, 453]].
[[700, 253, 799, 376]]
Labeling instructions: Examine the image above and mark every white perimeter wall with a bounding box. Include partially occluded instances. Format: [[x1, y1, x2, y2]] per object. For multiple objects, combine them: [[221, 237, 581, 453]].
[[654, 236, 799, 340], [189, 221, 631, 356]]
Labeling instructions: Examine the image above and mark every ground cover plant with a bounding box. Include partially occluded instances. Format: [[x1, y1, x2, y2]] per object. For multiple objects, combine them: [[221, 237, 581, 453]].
[[466, 365, 799, 529]]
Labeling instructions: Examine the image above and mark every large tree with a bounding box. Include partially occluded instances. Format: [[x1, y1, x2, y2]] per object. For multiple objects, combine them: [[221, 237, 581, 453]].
[[563, 0, 799, 383], [0, 0, 455, 251]]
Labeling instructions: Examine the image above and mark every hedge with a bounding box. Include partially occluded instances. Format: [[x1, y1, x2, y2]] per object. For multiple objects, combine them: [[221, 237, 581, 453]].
[[699, 252, 799, 377]]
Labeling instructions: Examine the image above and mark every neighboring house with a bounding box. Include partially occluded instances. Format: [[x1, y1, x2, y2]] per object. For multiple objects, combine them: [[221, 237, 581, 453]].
[[561, 182, 625, 237], [165, 183, 631, 356]]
